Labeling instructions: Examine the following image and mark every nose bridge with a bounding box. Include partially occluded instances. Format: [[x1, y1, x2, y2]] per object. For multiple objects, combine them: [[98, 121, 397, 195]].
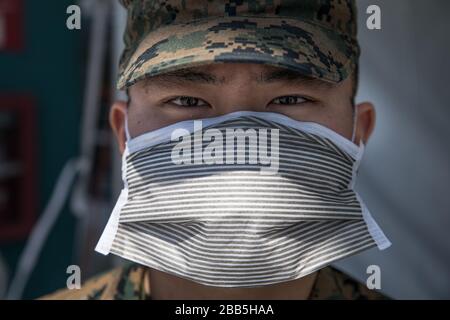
[[222, 103, 261, 114], [215, 79, 265, 115]]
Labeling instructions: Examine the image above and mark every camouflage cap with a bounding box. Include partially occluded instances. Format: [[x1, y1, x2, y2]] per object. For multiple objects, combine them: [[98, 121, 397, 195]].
[[117, 0, 360, 90]]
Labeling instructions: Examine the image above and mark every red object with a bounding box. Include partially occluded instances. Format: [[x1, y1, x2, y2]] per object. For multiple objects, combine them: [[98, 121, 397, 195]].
[[0, 0, 24, 51], [0, 95, 36, 242]]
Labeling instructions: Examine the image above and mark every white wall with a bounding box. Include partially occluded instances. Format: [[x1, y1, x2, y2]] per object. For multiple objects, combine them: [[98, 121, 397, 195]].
[[334, 0, 450, 299]]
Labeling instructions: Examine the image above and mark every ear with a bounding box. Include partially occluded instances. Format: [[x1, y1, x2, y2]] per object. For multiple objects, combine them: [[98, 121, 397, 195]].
[[354, 102, 376, 145], [110, 100, 128, 155]]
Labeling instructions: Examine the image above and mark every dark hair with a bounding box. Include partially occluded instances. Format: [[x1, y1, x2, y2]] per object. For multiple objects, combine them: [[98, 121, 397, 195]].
[[126, 88, 131, 108], [351, 63, 359, 116]]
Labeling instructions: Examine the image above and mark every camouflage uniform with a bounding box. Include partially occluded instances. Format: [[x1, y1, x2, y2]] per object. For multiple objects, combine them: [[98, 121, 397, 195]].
[[40, 263, 388, 300], [41, 0, 382, 300]]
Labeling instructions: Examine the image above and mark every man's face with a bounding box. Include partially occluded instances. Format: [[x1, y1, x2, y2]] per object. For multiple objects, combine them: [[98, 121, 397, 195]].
[[108, 62, 377, 297], [111, 63, 375, 152]]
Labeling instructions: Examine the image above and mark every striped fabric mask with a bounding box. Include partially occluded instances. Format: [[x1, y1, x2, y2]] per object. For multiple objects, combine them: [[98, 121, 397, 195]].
[[96, 111, 391, 288]]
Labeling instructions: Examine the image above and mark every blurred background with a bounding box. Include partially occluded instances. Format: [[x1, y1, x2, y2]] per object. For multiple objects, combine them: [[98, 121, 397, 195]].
[[0, 0, 448, 299]]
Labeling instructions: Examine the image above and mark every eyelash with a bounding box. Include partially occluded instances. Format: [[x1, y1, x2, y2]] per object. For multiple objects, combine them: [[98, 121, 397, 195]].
[[270, 95, 310, 105], [166, 95, 312, 108], [168, 96, 209, 108]]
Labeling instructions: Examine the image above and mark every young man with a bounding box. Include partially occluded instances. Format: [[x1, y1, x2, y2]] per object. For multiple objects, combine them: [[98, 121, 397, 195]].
[[42, 0, 390, 300]]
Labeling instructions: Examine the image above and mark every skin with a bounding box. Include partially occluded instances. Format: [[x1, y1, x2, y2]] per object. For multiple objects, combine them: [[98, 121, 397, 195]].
[[109, 63, 376, 300]]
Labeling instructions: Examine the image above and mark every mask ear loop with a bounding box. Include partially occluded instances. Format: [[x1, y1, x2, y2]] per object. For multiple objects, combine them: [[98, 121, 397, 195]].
[[124, 108, 131, 143], [351, 105, 358, 144]]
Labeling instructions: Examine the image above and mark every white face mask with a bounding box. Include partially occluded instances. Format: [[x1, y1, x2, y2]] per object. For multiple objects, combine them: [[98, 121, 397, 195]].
[[96, 111, 390, 288]]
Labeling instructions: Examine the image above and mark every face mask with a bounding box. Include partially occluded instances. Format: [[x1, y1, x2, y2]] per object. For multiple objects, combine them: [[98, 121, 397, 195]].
[[96, 111, 390, 288]]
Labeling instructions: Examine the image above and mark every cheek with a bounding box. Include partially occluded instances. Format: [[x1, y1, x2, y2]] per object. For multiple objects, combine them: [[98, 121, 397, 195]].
[[320, 107, 354, 140], [313, 80, 355, 139], [127, 105, 169, 137], [128, 102, 207, 138], [277, 102, 354, 140], [127, 85, 185, 137]]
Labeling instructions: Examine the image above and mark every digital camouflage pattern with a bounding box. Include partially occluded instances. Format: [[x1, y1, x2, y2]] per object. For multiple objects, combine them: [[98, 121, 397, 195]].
[[117, 0, 360, 90], [40, 263, 389, 300], [40, 263, 151, 300]]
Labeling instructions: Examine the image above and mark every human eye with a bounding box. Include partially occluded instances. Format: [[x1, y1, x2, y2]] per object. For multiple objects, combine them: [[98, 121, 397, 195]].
[[167, 96, 209, 107], [270, 95, 310, 105]]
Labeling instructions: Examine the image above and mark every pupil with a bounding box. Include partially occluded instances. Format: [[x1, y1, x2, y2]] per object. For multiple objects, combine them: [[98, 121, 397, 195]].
[[184, 97, 197, 106], [282, 96, 295, 104]]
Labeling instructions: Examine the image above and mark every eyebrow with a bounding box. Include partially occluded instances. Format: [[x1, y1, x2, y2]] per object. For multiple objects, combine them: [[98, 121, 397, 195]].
[[258, 69, 334, 89], [142, 69, 220, 87], [141, 67, 334, 89]]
